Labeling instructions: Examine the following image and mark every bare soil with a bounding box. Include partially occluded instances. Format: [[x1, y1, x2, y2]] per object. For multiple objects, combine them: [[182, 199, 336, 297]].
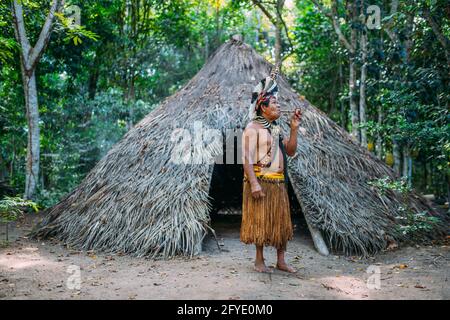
[[0, 213, 448, 300]]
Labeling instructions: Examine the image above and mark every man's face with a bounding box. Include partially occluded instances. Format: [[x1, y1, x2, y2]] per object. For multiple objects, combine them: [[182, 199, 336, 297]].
[[262, 96, 280, 121]]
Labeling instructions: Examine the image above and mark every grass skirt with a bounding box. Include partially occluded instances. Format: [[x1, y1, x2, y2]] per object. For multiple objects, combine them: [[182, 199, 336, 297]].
[[240, 176, 293, 250]]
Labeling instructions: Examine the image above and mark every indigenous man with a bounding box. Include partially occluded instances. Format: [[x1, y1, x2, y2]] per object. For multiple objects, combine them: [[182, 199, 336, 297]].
[[241, 74, 301, 273]]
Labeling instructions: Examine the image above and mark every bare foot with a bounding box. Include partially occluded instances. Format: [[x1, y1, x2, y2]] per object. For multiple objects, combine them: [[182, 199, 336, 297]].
[[276, 262, 297, 273], [254, 262, 274, 273]]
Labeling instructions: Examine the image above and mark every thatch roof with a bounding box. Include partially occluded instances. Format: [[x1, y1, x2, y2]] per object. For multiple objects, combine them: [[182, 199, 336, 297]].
[[31, 37, 447, 258]]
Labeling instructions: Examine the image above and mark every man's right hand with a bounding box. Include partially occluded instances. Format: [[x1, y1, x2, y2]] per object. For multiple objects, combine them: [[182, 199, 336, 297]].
[[251, 182, 265, 199]]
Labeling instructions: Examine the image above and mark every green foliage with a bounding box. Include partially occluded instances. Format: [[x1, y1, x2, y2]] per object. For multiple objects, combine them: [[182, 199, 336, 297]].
[[0, 37, 17, 64], [0, 2, 15, 65], [369, 176, 443, 237], [289, 0, 344, 123], [368, 176, 412, 195], [0, 196, 38, 223], [294, 0, 449, 198], [55, 12, 100, 45], [0, 0, 448, 210], [396, 209, 441, 236]]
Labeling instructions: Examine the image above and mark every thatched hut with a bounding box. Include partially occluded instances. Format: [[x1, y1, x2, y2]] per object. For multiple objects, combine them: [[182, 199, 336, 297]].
[[31, 36, 447, 258]]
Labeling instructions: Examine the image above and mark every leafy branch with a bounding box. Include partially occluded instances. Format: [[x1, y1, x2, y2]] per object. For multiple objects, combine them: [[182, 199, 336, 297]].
[[0, 196, 38, 223], [368, 176, 411, 195], [55, 12, 99, 46]]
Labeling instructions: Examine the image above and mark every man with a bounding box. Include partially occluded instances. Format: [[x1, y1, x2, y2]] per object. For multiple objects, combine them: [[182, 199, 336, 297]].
[[241, 75, 301, 273]]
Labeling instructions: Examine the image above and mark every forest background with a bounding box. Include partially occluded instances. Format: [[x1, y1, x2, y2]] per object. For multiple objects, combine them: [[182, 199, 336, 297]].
[[0, 0, 448, 209]]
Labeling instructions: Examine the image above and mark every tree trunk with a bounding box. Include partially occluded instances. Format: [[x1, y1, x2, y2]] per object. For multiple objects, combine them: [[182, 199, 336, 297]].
[[376, 30, 383, 160], [22, 70, 40, 200], [422, 6, 450, 67], [252, 0, 285, 65], [255, 10, 261, 43], [274, 0, 285, 65], [125, 75, 136, 131], [399, 14, 413, 184], [88, 52, 100, 100], [359, 29, 368, 148], [274, 23, 282, 65], [10, 136, 15, 179], [376, 104, 383, 159], [349, 2, 359, 143], [422, 160, 427, 191], [215, 0, 222, 49], [393, 139, 401, 177], [426, 162, 431, 190], [340, 100, 347, 130], [0, 154, 7, 182], [349, 56, 359, 142], [339, 62, 347, 129], [11, 0, 61, 199], [402, 147, 412, 185], [204, 32, 209, 60], [447, 171, 450, 208]]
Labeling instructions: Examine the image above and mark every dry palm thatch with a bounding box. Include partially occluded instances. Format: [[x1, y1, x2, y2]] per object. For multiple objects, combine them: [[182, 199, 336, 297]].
[[31, 36, 447, 258]]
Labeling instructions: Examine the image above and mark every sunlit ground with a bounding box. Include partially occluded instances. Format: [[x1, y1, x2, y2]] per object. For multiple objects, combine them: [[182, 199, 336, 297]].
[[0, 215, 448, 300]]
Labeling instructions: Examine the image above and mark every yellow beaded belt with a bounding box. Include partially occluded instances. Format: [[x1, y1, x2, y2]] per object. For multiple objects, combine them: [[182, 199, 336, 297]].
[[243, 165, 285, 183]]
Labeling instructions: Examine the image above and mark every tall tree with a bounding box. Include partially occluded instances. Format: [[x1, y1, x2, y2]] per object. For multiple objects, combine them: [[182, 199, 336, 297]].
[[421, 3, 450, 66], [11, 0, 64, 199], [311, 0, 360, 143], [251, 0, 293, 65], [358, 0, 368, 148], [382, 0, 413, 178]]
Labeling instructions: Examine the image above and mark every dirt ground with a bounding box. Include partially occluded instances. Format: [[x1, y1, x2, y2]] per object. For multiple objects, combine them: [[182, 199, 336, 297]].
[[0, 213, 448, 300]]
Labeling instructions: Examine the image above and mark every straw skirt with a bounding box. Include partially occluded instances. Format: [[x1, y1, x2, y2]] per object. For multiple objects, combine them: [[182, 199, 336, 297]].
[[240, 177, 293, 250]]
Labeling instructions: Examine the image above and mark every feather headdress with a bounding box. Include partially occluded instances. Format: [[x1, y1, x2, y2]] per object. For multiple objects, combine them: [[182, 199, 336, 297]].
[[248, 63, 280, 119]]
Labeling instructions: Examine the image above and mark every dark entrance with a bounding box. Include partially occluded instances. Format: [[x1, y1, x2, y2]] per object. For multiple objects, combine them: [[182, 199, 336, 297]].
[[208, 164, 311, 241]]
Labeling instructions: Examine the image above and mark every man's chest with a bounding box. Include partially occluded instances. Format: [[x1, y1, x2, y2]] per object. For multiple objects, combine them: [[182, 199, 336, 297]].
[[257, 131, 273, 151]]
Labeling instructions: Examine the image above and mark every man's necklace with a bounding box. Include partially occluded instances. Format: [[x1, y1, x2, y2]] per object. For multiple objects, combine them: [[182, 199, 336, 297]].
[[253, 116, 272, 130], [253, 116, 281, 135], [253, 116, 281, 167]]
